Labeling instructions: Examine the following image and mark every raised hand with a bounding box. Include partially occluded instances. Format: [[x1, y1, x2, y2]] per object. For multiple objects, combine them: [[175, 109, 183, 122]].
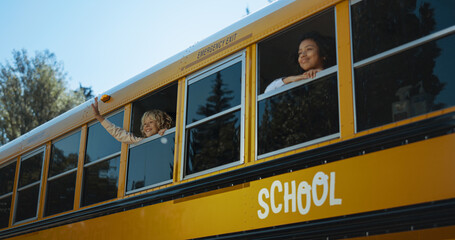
[[91, 97, 105, 122]]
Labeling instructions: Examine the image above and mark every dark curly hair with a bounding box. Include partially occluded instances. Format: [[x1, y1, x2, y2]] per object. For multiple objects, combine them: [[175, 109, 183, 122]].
[[297, 31, 336, 72]]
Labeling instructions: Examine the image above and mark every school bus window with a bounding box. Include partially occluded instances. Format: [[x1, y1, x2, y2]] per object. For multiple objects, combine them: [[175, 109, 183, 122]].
[[258, 74, 339, 156], [81, 111, 123, 207], [0, 196, 12, 229], [0, 161, 16, 229], [0, 162, 16, 201], [14, 147, 45, 224], [130, 83, 177, 136], [186, 62, 242, 125], [126, 83, 177, 193], [351, 0, 455, 131], [257, 9, 339, 158], [44, 131, 80, 217], [351, 0, 455, 62], [127, 132, 175, 192], [258, 9, 336, 94], [84, 112, 123, 164], [184, 54, 244, 177]]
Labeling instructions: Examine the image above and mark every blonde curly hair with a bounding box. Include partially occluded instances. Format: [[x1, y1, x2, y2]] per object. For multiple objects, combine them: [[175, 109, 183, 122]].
[[140, 110, 173, 137]]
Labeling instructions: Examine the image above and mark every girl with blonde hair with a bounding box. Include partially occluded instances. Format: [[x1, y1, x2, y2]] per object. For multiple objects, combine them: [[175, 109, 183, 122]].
[[91, 97, 172, 144]]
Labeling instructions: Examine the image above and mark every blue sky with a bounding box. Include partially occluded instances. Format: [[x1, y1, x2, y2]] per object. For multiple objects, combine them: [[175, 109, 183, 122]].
[[0, 0, 272, 95]]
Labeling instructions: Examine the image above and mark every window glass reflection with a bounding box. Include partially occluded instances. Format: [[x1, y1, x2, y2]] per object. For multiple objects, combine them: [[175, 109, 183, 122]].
[[127, 133, 175, 192], [81, 156, 120, 207], [355, 34, 455, 131], [186, 111, 240, 175], [18, 152, 43, 188], [0, 162, 16, 195], [49, 131, 80, 177], [0, 196, 11, 229], [15, 185, 39, 223], [186, 62, 242, 124], [44, 172, 76, 217], [85, 111, 123, 163], [352, 0, 455, 62], [258, 74, 339, 155]]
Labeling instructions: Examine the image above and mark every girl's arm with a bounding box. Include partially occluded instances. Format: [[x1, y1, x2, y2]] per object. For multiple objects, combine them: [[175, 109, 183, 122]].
[[100, 119, 143, 144], [91, 97, 143, 144]]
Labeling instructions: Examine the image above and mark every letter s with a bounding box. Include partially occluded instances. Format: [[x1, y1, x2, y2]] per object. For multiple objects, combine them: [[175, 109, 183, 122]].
[[258, 188, 270, 219]]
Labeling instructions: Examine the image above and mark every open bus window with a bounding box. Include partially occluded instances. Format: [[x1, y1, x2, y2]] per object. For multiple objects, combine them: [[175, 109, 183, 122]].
[[352, 0, 455, 131], [257, 9, 336, 94], [14, 147, 45, 224], [183, 53, 244, 178], [82, 111, 123, 207], [256, 9, 339, 158], [0, 160, 16, 228], [44, 130, 80, 217], [126, 83, 177, 193], [130, 83, 177, 137]]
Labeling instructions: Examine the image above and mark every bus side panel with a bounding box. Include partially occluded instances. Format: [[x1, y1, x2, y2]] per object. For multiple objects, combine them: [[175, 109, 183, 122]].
[[8, 133, 455, 239]]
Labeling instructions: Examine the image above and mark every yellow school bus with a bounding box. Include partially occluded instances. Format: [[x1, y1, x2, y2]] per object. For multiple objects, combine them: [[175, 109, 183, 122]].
[[1, 0, 455, 239]]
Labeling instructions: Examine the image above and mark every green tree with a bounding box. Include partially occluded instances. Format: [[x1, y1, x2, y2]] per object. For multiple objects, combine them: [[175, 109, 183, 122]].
[[187, 72, 240, 175], [351, 0, 445, 130], [76, 83, 94, 101], [0, 49, 91, 144]]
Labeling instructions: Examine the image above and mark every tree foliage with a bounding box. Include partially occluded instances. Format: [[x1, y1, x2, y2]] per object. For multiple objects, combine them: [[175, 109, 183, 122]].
[[0, 49, 92, 145], [186, 72, 240, 175], [257, 75, 339, 155], [351, 0, 445, 130]]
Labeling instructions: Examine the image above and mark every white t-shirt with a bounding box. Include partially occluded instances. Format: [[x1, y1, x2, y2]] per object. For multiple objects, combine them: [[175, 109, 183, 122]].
[[264, 78, 285, 93]]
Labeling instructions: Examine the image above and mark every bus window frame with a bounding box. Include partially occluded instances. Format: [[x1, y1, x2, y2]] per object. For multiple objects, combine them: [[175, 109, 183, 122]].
[[44, 129, 81, 217], [84, 108, 124, 166], [255, 8, 341, 160], [0, 194, 12, 229], [80, 108, 124, 207], [13, 146, 46, 225], [0, 160, 17, 196], [349, 0, 455, 133], [129, 82, 178, 137], [0, 160, 17, 229], [256, 67, 341, 160], [181, 51, 246, 180], [125, 127, 176, 195]]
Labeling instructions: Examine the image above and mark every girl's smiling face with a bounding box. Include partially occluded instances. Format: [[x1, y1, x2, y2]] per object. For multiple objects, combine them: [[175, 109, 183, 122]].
[[298, 39, 324, 71], [142, 116, 159, 137]]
